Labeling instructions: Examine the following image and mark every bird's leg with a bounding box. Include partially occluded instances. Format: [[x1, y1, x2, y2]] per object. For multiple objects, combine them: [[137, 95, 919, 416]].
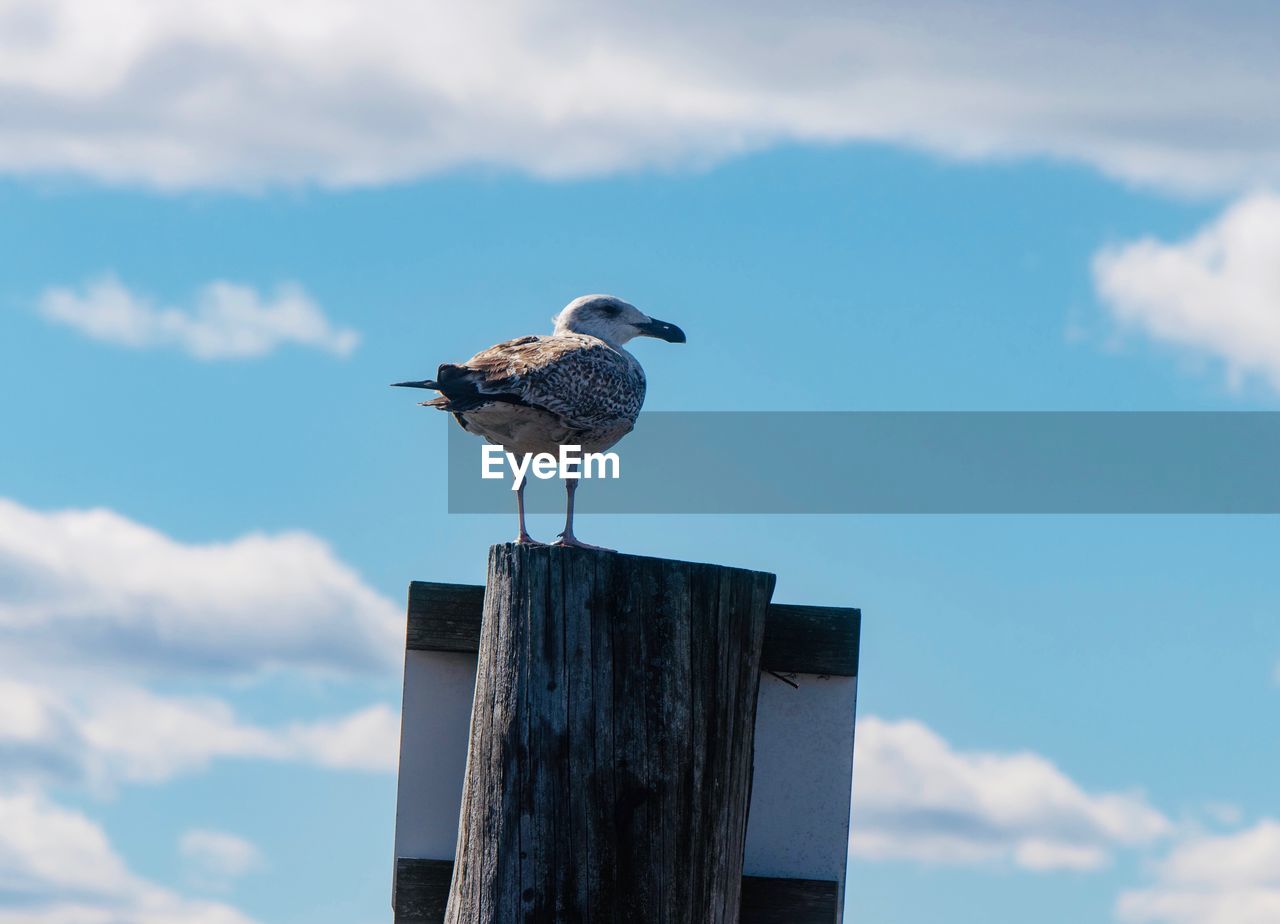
[[514, 479, 545, 546], [552, 478, 614, 552]]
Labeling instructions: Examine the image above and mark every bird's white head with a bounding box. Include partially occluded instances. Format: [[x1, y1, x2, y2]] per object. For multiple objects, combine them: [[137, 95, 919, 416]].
[[552, 294, 686, 347]]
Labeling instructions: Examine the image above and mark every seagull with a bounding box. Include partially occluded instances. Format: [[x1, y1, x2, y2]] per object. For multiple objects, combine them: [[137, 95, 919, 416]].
[[393, 295, 686, 550]]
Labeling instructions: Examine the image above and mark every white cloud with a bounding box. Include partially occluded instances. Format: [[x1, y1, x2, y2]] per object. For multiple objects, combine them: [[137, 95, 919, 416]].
[[1158, 821, 1280, 889], [1116, 820, 1280, 924], [278, 701, 402, 773], [1094, 192, 1280, 392], [851, 717, 1170, 871], [38, 276, 358, 359], [179, 830, 262, 888], [0, 495, 401, 920], [0, 791, 257, 924], [0, 790, 131, 901], [0, 496, 401, 677], [0, 1, 1278, 192], [81, 686, 401, 782], [1203, 803, 1243, 827], [0, 678, 86, 788], [0, 677, 399, 792]]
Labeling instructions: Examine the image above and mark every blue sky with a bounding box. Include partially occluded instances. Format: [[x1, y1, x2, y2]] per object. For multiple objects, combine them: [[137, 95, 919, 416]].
[[3, 4, 1280, 924]]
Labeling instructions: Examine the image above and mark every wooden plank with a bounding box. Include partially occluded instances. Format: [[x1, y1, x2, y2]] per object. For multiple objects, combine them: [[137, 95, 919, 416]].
[[405, 582, 485, 652], [394, 858, 838, 924], [407, 581, 859, 677], [443, 544, 773, 922], [739, 874, 841, 922], [762, 604, 861, 677], [394, 858, 452, 923]]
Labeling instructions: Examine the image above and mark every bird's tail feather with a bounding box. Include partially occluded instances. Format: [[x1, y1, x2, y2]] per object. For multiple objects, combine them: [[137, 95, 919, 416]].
[[392, 363, 473, 391], [393, 363, 521, 414]]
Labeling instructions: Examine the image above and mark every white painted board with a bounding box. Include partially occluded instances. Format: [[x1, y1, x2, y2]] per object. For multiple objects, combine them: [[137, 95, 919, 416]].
[[394, 651, 856, 916]]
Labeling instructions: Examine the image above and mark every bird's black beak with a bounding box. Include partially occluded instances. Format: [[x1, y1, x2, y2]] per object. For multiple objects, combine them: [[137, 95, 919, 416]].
[[391, 380, 434, 389], [636, 318, 687, 343]]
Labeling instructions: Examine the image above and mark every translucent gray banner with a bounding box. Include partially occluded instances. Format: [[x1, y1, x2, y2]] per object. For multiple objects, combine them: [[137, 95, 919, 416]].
[[446, 412, 1280, 514]]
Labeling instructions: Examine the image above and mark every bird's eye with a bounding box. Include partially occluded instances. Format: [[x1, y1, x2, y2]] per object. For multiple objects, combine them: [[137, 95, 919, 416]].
[[598, 303, 622, 318]]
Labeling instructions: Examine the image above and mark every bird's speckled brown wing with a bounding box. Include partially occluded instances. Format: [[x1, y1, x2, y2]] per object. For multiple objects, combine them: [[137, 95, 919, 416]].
[[434, 334, 646, 430]]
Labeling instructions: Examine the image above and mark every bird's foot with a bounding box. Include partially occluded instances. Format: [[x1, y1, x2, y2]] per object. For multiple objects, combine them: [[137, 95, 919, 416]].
[[514, 532, 547, 546], [552, 533, 614, 552]]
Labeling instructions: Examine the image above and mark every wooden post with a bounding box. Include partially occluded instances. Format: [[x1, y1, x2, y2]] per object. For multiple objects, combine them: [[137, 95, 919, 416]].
[[444, 543, 776, 924]]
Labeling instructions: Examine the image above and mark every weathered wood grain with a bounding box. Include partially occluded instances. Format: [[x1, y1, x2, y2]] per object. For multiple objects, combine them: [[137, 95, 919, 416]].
[[407, 580, 859, 677], [761, 604, 860, 677], [394, 858, 452, 922], [739, 874, 840, 923], [442, 544, 775, 924], [395, 858, 838, 924], [405, 582, 485, 652]]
